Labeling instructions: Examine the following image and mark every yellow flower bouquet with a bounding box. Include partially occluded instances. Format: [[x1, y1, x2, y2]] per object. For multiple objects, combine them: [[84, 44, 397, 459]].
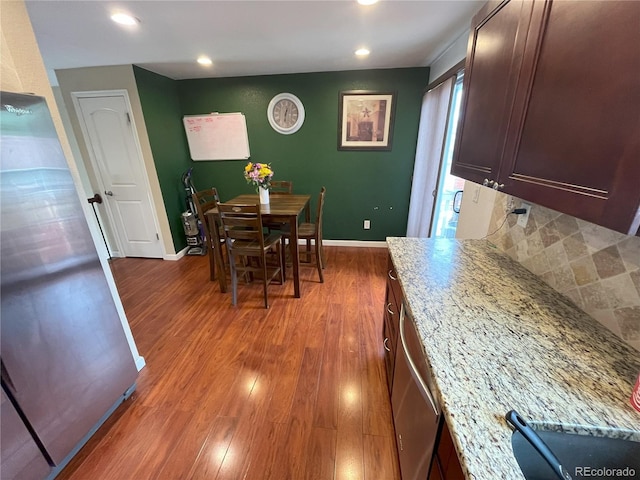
[[244, 162, 274, 191]]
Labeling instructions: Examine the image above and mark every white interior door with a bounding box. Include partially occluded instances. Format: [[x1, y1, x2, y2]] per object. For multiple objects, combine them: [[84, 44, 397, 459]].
[[76, 94, 162, 258]]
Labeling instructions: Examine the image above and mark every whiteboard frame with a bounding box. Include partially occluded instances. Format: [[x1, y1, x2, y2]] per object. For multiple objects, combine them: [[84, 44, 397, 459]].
[[183, 112, 250, 161]]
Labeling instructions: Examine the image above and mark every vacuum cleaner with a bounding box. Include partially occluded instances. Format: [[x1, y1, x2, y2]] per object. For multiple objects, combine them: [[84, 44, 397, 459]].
[[181, 168, 206, 256]]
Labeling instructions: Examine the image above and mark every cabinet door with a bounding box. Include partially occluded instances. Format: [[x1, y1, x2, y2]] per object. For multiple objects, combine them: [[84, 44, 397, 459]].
[[451, 0, 535, 185], [502, 0, 640, 234]]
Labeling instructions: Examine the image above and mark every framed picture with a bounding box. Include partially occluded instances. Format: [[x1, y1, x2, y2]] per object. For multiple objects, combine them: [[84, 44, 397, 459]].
[[338, 91, 396, 151]]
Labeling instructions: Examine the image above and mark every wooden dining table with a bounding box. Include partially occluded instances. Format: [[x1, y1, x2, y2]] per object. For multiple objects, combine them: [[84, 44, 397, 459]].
[[205, 193, 311, 298]]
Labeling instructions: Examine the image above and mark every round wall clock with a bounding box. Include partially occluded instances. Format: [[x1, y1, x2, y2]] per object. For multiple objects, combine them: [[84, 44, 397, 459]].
[[267, 93, 305, 135]]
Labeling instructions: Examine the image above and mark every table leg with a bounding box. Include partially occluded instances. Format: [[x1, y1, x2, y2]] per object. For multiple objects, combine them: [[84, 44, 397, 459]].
[[290, 216, 301, 298]]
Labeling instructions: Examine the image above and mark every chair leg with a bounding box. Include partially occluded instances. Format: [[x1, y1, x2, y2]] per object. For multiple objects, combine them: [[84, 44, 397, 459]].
[[228, 253, 238, 306], [280, 237, 287, 281], [277, 241, 285, 285], [319, 238, 325, 269], [261, 255, 269, 309], [314, 238, 324, 283], [208, 242, 217, 281]]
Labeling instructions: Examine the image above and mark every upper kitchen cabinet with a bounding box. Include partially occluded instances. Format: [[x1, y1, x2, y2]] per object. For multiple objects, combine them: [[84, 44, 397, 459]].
[[452, 0, 535, 186], [452, 0, 640, 236]]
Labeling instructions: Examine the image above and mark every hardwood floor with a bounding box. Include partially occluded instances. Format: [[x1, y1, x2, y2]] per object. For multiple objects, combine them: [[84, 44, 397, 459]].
[[57, 246, 401, 480]]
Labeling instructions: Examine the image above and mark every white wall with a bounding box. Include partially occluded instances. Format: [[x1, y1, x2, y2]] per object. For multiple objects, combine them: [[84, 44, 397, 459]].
[[0, 0, 145, 371], [55, 66, 175, 258]]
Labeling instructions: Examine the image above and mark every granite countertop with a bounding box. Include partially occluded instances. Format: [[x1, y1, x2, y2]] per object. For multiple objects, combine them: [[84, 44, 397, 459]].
[[386, 237, 640, 480]]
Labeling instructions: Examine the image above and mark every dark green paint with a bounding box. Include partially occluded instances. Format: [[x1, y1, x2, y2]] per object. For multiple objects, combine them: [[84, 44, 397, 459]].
[[134, 66, 428, 250], [134, 66, 193, 252]]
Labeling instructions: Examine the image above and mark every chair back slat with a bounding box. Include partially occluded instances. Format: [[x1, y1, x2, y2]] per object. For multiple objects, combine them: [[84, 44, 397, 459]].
[[316, 187, 326, 233], [191, 187, 221, 244], [216, 202, 284, 308], [217, 203, 265, 250], [270, 180, 293, 195]]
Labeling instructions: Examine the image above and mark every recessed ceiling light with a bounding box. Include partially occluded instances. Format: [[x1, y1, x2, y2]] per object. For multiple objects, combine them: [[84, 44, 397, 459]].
[[197, 56, 213, 66], [357, 0, 378, 5], [355, 48, 370, 57], [111, 13, 139, 26]]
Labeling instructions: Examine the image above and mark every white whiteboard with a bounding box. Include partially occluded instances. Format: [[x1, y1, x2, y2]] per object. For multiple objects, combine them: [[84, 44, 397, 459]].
[[183, 113, 250, 161]]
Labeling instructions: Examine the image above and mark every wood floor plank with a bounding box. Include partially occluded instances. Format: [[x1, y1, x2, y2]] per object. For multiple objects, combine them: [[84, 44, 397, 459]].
[[334, 304, 365, 480], [267, 347, 323, 480], [360, 304, 396, 437], [304, 427, 337, 480], [128, 409, 194, 480], [242, 420, 289, 480], [153, 407, 229, 479], [187, 416, 238, 480], [363, 433, 402, 480], [313, 305, 342, 430], [56, 247, 398, 480]]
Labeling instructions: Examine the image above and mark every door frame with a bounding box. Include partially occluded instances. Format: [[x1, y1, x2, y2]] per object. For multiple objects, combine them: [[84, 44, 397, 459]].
[[71, 89, 165, 258]]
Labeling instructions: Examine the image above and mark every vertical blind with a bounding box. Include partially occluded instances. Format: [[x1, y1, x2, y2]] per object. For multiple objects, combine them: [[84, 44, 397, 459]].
[[406, 76, 455, 237]]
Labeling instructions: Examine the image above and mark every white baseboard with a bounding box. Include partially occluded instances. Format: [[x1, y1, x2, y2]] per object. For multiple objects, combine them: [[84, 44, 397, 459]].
[[164, 247, 189, 261], [167, 240, 386, 263], [319, 239, 388, 248], [134, 355, 146, 371]]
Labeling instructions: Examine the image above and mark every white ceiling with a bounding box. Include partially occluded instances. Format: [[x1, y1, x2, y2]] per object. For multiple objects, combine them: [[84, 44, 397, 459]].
[[25, 0, 483, 85]]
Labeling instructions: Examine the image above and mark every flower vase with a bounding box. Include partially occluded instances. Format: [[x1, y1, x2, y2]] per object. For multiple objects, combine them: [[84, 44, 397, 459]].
[[259, 187, 270, 205]]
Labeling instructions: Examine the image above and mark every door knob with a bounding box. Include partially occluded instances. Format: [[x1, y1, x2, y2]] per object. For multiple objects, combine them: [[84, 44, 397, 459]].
[[104, 190, 114, 196]]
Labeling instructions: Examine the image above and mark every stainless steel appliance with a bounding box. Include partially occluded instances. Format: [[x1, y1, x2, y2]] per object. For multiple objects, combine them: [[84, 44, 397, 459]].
[[0, 92, 138, 479], [391, 302, 442, 480]]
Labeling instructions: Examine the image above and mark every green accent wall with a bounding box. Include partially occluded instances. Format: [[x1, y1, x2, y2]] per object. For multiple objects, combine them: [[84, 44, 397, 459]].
[[134, 66, 192, 251], [135, 66, 429, 250]]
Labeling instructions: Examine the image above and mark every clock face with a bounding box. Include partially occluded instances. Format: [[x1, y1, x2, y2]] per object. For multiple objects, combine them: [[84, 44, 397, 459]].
[[267, 93, 305, 134], [273, 99, 299, 129]]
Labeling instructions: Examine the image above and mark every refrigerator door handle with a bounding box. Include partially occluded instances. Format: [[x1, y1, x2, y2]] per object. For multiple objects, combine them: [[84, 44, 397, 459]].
[[1, 359, 17, 392]]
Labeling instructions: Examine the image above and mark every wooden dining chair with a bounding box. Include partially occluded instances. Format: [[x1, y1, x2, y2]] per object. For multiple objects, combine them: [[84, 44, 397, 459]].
[[269, 180, 293, 195], [192, 187, 226, 283], [217, 203, 284, 308], [266, 180, 293, 232], [281, 186, 326, 283]]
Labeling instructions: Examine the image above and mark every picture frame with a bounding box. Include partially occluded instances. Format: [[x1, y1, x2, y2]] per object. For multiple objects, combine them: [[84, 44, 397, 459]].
[[338, 91, 396, 151]]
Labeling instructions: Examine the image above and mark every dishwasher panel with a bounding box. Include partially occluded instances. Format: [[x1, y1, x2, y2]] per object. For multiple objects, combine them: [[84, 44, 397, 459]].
[[391, 303, 441, 480]]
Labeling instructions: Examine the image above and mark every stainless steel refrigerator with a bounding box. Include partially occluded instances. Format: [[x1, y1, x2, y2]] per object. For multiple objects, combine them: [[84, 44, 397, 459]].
[[0, 92, 138, 479]]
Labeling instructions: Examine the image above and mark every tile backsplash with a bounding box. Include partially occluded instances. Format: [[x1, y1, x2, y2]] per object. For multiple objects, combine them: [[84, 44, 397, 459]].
[[486, 192, 640, 352]]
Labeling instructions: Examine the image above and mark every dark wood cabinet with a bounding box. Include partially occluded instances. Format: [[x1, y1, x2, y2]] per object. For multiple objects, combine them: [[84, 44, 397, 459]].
[[453, 0, 640, 235], [382, 256, 465, 479], [430, 421, 465, 480], [452, 0, 534, 185], [382, 255, 401, 392]]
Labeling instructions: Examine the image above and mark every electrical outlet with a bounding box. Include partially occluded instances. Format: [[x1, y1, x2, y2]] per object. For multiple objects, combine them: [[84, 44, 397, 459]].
[[517, 203, 531, 228], [364, 220, 371, 230]]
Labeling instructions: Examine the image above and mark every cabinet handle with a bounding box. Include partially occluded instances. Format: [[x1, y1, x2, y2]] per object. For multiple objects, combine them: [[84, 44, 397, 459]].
[[386, 302, 395, 315], [398, 433, 404, 451], [399, 306, 440, 416], [388, 269, 397, 281], [383, 337, 391, 352]]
